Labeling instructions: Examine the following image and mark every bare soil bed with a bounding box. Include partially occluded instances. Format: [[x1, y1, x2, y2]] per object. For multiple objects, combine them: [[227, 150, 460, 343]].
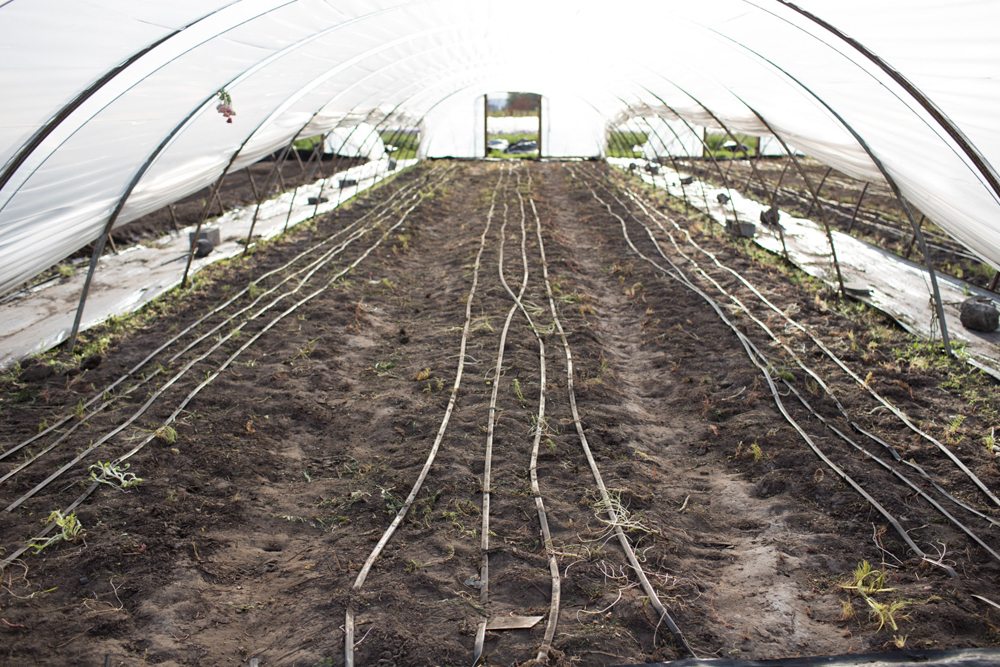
[[1, 161, 998, 666], [111, 154, 368, 247]]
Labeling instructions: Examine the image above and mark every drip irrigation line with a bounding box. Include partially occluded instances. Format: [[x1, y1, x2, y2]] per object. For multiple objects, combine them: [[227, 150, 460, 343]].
[[0, 480, 101, 572], [2, 171, 443, 575], [0, 169, 441, 487], [0, 186, 419, 486], [567, 164, 953, 577], [611, 177, 1000, 512], [530, 169, 694, 657], [615, 184, 1000, 533], [779, 379, 1000, 564], [344, 167, 504, 667], [599, 177, 998, 563], [506, 171, 561, 663], [2, 163, 434, 464], [2, 167, 445, 571], [474, 163, 530, 664], [113, 179, 441, 470], [3, 170, 452, 514]]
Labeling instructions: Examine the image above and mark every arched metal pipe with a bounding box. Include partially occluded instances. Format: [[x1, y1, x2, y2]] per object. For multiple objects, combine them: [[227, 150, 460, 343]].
[[769, 0, 1000, 207], [66, 81, 248, 350], [805, 166, 833, 218], [632, 106, 715, 212], [0, 17, 208, 193], [714, 30, 954, 354], [609, 105, 702, 213], [847, 182, 868, 234], [729, 98, 847, 296], [633, 88, 746, 229], [242, 139, 302, 253], [66, 12, 459, 346]]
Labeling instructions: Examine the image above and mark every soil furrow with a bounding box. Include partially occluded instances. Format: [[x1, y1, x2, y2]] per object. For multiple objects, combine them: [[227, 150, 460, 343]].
[[0, 161, 996, 666]]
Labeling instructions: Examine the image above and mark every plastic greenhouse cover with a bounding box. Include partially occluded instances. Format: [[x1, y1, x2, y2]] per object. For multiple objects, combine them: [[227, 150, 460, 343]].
[[0, 0, 998, 297]]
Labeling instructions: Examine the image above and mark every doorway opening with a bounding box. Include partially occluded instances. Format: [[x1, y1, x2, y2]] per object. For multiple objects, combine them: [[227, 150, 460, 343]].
[[484, 92, 541, 158]]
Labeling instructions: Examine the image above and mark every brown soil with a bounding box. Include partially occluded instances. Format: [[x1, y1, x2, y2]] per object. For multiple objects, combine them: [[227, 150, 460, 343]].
[[111, 155, 369, 247], [1, 161, 998, 666]]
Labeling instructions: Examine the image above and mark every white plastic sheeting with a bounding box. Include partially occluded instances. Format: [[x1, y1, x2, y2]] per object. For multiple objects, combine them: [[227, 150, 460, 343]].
[[1, 0, 998, 296], [618, 117, 706, 160], [323, 122, 387, 160]]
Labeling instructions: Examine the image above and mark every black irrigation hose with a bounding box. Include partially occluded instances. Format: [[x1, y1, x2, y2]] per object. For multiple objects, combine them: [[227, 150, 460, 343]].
[[344, 166, 504, 667], [0, 168, 443, 495], [2, 167, 456, 515], [506, 170, 561, 663], [617, 184, 1000, 532], [0, 167, 451, 572], [603, 178, 1000, 564], [609, 183, 1000, 529], [473, 164, 530, 664], [0, 183, 424, 486], [2, 163, 435, 464], [566, 164, 955, 578], [530, 169, 695, 657], [609, 163, 1000, 510]]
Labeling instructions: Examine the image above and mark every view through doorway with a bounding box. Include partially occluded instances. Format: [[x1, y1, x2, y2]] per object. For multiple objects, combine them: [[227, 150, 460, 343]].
[[485, 92, 541, 158]]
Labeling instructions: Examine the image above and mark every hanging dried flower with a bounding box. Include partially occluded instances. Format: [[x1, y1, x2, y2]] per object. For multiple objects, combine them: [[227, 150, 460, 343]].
[[216, 89, 236, 124]]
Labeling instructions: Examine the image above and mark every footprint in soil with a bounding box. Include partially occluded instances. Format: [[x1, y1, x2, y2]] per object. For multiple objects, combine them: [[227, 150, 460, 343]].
[[753, 472, 787, 498]]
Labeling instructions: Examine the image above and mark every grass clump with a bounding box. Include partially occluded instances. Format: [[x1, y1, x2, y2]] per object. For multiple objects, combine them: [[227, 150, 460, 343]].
[[840, 560, 912, 641]]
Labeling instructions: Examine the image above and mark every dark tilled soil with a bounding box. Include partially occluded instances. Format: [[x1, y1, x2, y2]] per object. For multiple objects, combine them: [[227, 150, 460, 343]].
[[112, 155, 368, 248], [1, 161, 998, 666]]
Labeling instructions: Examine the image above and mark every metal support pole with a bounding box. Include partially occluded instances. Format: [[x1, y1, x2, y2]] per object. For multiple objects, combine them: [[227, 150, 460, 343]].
[[245, 166, 261, 203], [483, 94, 489, 157], [805, 166, 832, 217], [180, 172, 227, 288], [537, 95, 543, 158], [167, 204, 180, 234], [292, 143, 306, 173], [776, 0, 1000, 207], [243, 141, 297, 254], [904, 215, 925, 259], [243, 144, 295, 250], [626, 107, 706, 213], [640, 95, 743, 226], [847, 181, 868, 233], [212, 180, 226, 216], [772, 160, 791, 205], [275, 163, 287, 191], [65, 79, 242, 351], [672, 90, 789, 263], [286, 131, 330, 232], [719, 36, 954, 355], [68, 225, 115, 353], [730, 99, 847, 297], [305, 111, 381, 223], [630, 115, 693, 213]]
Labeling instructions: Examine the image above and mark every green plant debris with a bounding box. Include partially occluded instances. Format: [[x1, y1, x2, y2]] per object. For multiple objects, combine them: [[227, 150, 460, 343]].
[[155, 425, 178, 444], [88, 460, 143, 490], [840, 560, 911, 639], [28, 510, 85, 554], [512, 378, 525, 405], [374, 360, 397, 376]]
